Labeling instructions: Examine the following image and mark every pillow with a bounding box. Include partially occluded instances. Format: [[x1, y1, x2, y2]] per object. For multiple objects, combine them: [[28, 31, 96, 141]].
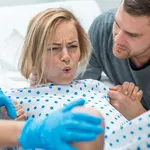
[[0, 29, 29, 89], [0, 0, 101, 89], [0, 0, 101, 36]]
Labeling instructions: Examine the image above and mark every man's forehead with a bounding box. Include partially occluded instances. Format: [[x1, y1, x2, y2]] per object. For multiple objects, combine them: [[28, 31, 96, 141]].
[[115, 7, 150, 32], [116, 2, 150, 26]]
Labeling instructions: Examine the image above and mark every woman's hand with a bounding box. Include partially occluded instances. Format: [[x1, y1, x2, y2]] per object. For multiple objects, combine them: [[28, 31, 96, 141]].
[[0, 89, 16, 118], [2, 101, 27, 121]]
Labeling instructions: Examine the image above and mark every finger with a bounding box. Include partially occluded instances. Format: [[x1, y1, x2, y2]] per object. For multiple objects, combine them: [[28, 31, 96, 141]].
[[15, 114, 27, 121], [122, 81, 130, 95], [62, 131, 98, 142], [71, 112, 101, 125], [109, 99, 120, 110], [15, 104, 22, 111], [109, 85, 122, 92], [108, 90, 124, 100], [13, 100, 18, 105], [65, 121, 103, 134], [63, 99, 85, 112], [127, 82, 135, 97], [135, 90, 143, 101], [131, 86, 139, 100], [16, 109, 26, 117], [109, 85, 120, 90]]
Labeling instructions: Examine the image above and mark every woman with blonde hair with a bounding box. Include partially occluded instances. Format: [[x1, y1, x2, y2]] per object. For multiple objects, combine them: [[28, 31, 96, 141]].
[[12, 8, 105, 150], [20, 8, 91, 84]]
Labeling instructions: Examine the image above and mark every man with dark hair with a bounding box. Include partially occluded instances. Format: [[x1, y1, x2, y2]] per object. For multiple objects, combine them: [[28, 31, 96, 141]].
[[83, 0, 150, 119]]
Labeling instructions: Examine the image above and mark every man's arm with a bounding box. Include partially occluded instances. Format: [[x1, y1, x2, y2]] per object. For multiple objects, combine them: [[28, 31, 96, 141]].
[[82, 51, 102, 80], [82, 10, 116, 81], [108, 90, 146, 120]]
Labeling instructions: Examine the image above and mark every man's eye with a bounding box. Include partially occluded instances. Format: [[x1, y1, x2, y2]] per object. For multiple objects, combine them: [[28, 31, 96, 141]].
[[114, 21, 120, 28], [127, 33, 138, 38]]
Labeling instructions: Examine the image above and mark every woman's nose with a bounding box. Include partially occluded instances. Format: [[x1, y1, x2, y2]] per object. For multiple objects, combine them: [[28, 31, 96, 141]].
[[60, 47, 71, 63]]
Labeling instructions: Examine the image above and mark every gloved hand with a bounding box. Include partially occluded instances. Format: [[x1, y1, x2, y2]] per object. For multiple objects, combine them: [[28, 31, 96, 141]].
[[19, 99, 103, 150], [0, 88, 16, 119]]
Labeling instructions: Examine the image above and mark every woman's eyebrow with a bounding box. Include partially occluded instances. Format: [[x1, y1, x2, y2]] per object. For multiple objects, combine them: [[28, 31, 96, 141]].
[[48, 43, 62, 46], [48, 41, 78, 46], [68, 41, 78, 45]]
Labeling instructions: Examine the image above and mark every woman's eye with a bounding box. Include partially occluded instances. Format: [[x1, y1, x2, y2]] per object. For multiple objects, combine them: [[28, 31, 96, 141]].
[[52, 47, 59, 51], [50, 47, 61, 51], [68, 45, 78, 49]]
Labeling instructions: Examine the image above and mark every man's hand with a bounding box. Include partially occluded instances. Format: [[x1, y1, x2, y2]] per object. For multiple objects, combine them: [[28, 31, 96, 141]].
[[110, 82, 143, 101], [0, 89, 16, 119], [108, 90, 146, 120]]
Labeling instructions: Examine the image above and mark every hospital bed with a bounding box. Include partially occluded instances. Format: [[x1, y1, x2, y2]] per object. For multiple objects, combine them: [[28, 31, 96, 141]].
[[0, 0, 113, 89], [0, 1, 148, 149]]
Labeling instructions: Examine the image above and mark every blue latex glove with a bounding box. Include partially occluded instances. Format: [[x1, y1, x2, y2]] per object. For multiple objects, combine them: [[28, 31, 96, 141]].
[[19, 99, 103, 150], [0, 88, 16, 118]]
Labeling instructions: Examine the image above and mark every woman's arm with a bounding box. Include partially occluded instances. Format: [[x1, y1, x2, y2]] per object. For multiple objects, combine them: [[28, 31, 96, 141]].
[[0, 99, 103, 149], [0, 120, 24, 147]]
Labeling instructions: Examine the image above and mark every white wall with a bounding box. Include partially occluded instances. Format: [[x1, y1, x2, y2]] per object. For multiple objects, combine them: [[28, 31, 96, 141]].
[[0, 0, 121, 11], [0, 0, 66, 7], [95, 0, 121, 11], [0, 0, 64, 6]]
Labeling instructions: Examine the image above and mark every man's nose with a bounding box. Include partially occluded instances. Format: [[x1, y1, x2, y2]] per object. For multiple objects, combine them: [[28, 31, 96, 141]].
[[114, 30, 127, 45]]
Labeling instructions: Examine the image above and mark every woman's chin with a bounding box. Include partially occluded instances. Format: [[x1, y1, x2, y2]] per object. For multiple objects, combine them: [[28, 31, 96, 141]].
[[60, 80, 73, 85], [55, 78, 73, 85]]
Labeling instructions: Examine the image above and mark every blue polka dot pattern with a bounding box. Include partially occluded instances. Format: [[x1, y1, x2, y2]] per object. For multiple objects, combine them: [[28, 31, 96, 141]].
[[6, 79, 150, 150], [105, 110, 150, 149]]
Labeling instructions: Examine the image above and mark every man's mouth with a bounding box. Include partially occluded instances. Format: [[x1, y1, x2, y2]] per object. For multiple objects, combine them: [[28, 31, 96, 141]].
[[115, 45, 126, 53]]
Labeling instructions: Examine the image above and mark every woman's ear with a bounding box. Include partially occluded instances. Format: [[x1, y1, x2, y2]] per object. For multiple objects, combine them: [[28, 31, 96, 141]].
[[29, 72, 37, 86]]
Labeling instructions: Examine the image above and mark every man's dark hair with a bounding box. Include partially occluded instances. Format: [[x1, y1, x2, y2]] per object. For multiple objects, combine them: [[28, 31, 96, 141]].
[[123, 0, 150, 16]]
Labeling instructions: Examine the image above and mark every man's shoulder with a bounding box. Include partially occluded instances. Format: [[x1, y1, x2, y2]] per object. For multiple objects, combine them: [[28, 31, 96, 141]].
[[102, 8, 117, 17], [94, 8, 117, 24], [89, 8, 117, 35]]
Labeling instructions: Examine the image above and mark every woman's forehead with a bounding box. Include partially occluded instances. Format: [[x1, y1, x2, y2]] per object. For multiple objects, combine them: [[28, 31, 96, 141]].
[[48, 22, 78, 42]]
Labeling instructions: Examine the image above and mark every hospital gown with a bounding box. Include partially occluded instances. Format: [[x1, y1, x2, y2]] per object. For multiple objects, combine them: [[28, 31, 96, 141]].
[[2, 79, 150, 150]]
